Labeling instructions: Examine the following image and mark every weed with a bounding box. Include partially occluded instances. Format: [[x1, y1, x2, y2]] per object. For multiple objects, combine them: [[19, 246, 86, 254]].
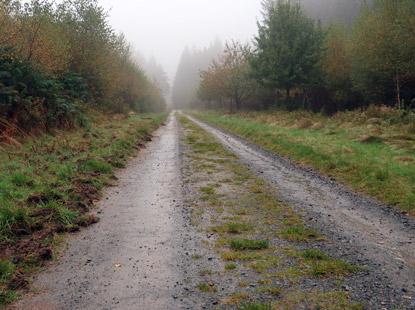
[[239, 302, 272, 310], [280, 226, 320, 242], [300, 249, 361, 278], [191, 254, 202, 259], [230, 239, 269, 251], [255, 286, 282, 296], [234, 207, 250, 215], [225, 263, 237, 270], [246, 255, 279, 273], [199, 269, 213, 276], [225, 292, 250, 305], [197, 282, 217, 292], [302, 249, 328, 261], [226, 222, 254, 234]]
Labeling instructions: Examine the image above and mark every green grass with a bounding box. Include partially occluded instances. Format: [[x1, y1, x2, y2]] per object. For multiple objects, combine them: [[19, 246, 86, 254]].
[[230, 239, 269, 250], [190, 110, 415, 212], [300, 249, 361, 278], [82, 160, 111, 173], [210, 222, 254, 234], [280, 225, 320, 242], [199, 269, 213, 275], [200, 186, 215, 194], [191, 254, 202, 259], [225, 263, 237, 270], [239, 302, 272, 310], [197, 282, 218, 292], [255, 286, 282, 296], [0, 113, 167, 306], [272, 290, 365, 309]]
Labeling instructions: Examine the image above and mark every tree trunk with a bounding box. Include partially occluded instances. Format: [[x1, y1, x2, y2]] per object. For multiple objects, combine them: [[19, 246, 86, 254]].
[[235, 97, 241, 111], [302, 90, 306, 110], [396, 69, 401, 109], [286, 88, 290, 103]]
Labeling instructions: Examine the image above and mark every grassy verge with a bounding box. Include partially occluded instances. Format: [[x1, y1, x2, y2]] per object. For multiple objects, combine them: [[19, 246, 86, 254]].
[[178, 113, 364, 309], [188, 109, 415, 213], [0, 113, 167, 306]]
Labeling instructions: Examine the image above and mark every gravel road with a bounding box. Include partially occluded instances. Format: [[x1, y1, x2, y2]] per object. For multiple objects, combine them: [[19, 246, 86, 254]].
[[10, 113, 199, 309], [186, 114, 415, 307], [9, 112, 415, 309]]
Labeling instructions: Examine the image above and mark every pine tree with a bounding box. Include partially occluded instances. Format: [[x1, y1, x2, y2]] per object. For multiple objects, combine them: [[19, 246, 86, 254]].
[[250, 0, 323, 105]]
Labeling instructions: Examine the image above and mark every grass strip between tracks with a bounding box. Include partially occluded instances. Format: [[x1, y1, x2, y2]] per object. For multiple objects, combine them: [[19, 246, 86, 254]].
[[188, 110, 415, 213], [0, 113, 167, 306], [178, 113, 364, 310]]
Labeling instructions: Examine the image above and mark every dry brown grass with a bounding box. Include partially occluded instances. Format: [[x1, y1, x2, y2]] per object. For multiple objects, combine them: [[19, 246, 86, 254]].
[[296, 118, 313, 129]]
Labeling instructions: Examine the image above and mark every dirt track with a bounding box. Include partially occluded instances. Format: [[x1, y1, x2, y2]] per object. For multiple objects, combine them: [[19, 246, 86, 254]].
[[9, 112, 415, 309], [10, 113, 197, 309], [186, 114, 415, 294]]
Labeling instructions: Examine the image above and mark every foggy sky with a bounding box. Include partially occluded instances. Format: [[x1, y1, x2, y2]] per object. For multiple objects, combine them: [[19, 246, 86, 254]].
[[97, 0, 262, 80]]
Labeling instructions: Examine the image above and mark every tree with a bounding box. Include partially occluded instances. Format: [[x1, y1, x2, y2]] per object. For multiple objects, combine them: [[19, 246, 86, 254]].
[[321, 23, 362, 111], [250, 0, 324, 104], [142, 56, 170, 96], [199, 41, 257, 112], [0, 1, 21, 46], [172, 39, 223, 109], [348, 0, 415, 108]]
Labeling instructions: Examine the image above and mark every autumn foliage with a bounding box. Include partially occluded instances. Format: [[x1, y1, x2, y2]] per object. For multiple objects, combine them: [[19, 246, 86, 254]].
[[0, 0, 166, 139], [199, 42, 257, 112], [197, 0, 415, 114]]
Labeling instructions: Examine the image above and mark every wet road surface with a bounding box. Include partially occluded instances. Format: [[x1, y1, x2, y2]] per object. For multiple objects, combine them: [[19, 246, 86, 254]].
[[186, 114, 415, 295], [9, 112, 415, 309], [11, 113, 194, 310]]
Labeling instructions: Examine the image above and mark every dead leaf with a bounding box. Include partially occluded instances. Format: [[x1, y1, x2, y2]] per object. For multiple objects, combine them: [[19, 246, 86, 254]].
[[115, 263, 122, 268], [209, 282, 214, 286]]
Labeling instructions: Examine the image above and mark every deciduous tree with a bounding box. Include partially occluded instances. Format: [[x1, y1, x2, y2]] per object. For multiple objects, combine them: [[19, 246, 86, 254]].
[[348, 0, 415, 108], [199, 41, 257, 112]]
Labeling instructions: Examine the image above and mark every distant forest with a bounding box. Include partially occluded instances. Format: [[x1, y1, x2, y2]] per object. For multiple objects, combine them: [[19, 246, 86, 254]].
[[172, 0, 414, 115], [301, 0, 371, 25]]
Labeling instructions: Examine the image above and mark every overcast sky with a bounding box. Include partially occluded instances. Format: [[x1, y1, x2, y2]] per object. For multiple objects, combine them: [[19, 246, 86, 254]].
[[96, 0, 262, 80]]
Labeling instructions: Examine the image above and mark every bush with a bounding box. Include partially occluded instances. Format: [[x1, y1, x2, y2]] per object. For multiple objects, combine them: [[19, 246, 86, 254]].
[[0, 47, 86, 134]]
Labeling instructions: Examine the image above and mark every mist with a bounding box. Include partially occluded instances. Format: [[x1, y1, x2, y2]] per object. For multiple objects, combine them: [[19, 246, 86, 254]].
[[96, 0, 262, 81], [90, 0, 368, 106]]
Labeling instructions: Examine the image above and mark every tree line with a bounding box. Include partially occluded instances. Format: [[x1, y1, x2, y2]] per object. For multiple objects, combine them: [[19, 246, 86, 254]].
[[0, 0, 166, 139], [196, 0, 415, 114], [172, 38, 223, 109]]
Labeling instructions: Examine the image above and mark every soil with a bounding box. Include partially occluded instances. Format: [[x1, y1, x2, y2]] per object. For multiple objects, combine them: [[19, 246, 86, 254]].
[[7, 112, 415, 310]]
